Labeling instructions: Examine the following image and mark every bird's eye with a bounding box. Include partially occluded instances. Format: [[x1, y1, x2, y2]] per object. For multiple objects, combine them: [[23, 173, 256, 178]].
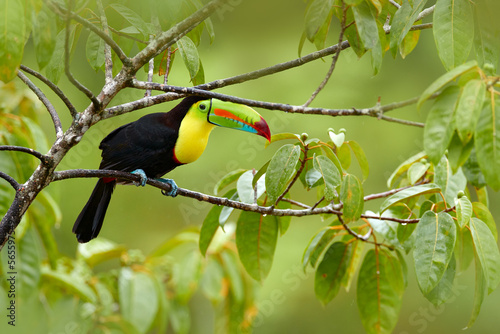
[[198, 102, 208, 112]]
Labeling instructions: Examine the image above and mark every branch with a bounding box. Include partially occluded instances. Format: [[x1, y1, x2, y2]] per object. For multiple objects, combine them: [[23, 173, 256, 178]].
[[303, 2, 347, 107], [65, 0, 101, 111], [130, 0, 229, 72], [48, 0, 131, 67], [96, 0, 113, 84], [0, 171, 19, 190], [20, 65, 78, 118], [127, 81, 425, 127], [16, 71, 64, 138], [0, 146, 49, 164]]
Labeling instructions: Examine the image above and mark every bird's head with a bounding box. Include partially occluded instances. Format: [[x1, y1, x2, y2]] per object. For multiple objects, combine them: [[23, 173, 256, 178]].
[[191, 98, 271, 141]]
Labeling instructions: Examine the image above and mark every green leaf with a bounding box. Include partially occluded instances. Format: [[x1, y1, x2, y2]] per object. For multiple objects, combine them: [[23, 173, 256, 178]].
[[265, 144, 301, 203], [340, 173, 363, 223], [237, 170, 265, 204], [455, 79, 486, 144], [341, 236, 364, 292], [455, 196, 473, 229], [77, 238, 125, 267], [357, 249, 404, 334], [414, 211, 457, 294], [389, 0, 428, 57], [119, 267, 159, 334], [433, 0, 474, 70], [347, 140, 369, 181], [313, 154, 341, 201], [473, 2, 500, 74], [86, 31, 106, 71], [175, 252, 202, 302], [110, 3, 151, 37], [470, 217, 500, 294], [220, 250, 244, 302], [475, 96, 500, 190], [380, 183, 441, 213], [18, 228, 41, 299], [456, 227, 474, 273], [199, 204, 223, 256], [462, 148, 487, 188], [408, 161, 430, 185], [32, 7, 57, 70], [41, 265, 97, 303], [417, 60, 478, 108], [236, 211, 278, 281], [387, 151, 426, 188], [447, 131, 474, 173], [434, 156, 467, 205], [304, 0, 334, 41], [177, 36, 200, 82], [466, 252, 487, 328], [472, 202, 497, 241], [0, 0, 25, 82], [253, 161, 269, 188], [314, 241, 352, 305], [213, 169, 246, 195], [424, 254, 456, 306], [200, 257, 225, 303], [302, 226, 339, 270], [352, 0, 379, 50], [423, 85, 460, 165], [265, 132, 300, 148], [45, 27, 75, 84], [366, 210, 400, 248]]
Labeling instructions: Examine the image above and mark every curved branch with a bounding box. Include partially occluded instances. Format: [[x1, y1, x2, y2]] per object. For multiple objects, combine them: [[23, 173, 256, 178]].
[[127, 81, 425, 127], [96, 0, 113, 83], [48, 1, 131, 66], [16, 71, 64, 138], [0, 171, 19, 190], [0, 146, 49, 164], [65, 1, 101, 111], [20, 65, 78, 118]]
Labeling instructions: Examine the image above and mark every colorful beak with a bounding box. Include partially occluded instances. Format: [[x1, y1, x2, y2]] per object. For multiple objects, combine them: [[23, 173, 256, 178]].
[[207, 99, 271, 141]]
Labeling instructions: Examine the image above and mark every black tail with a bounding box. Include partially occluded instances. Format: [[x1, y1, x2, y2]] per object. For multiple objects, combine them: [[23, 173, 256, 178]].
[[73, 179, 115, 243]]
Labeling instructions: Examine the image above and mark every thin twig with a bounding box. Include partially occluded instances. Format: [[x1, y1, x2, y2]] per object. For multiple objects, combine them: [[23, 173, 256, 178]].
[[48, 1, 131, 66], [64, 0, 101, 111], [16, 71, 63, 138], [389, 0, 401, 9], [416, 5, 435, 22], [20, 65, 78, 118], [96, 0, 113, 84], [0, 146, 49, 164], [145, 35, 155, 98], [164, 47, 172, 85], [0, 171, 20, 190], [303, 2, 347, 107]]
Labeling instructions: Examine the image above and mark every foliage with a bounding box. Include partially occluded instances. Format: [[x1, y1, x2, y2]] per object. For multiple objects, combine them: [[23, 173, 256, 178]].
[[1, 0, 500, 333]]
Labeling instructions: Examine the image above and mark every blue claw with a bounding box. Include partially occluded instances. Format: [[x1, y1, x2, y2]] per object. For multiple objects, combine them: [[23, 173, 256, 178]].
[[158, 178, 178, 197], [131, 169, 148, 187]]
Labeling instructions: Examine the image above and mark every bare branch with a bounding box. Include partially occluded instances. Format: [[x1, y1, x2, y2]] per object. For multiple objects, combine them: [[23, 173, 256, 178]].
[[303, 2, 347, 107], [16, 71, 64, 138], [0, 146, 49, 164], [131, 0, 230, 72], [65, 0, 101, 111], [0, 171, 19, 190], [20, 65, 78, 118], [96, 0, 113, 84], [127, 81, 425, 127], [48, 1, 131, 67], [416, 5, 435, 21]]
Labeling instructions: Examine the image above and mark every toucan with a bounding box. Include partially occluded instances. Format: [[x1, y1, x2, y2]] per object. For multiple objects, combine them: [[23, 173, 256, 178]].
[[73, 96, 271, 243]]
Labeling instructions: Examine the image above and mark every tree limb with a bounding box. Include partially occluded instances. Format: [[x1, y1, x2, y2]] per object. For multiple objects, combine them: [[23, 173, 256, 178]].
[[0, 171, 19, 190], [16, 71, 63, 138], [0, 146, 49, 164], [20, 65, 78, 118]]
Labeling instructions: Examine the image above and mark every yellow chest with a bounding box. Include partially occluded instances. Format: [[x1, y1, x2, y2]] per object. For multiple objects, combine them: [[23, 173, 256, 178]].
[[174, 110, 216, 164]]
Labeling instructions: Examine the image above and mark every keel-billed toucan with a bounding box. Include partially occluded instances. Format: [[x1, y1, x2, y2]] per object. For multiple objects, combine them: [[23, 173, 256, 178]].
[[73, 96, 271, 243]]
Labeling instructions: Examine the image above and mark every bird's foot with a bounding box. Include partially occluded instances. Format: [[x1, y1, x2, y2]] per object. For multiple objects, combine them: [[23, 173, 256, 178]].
[[131, 169, 148, 187], [158, 178, 178, 197]]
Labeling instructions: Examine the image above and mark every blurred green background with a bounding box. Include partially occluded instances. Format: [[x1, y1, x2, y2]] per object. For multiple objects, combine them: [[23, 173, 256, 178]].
[[16, 0, 500, 333]]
